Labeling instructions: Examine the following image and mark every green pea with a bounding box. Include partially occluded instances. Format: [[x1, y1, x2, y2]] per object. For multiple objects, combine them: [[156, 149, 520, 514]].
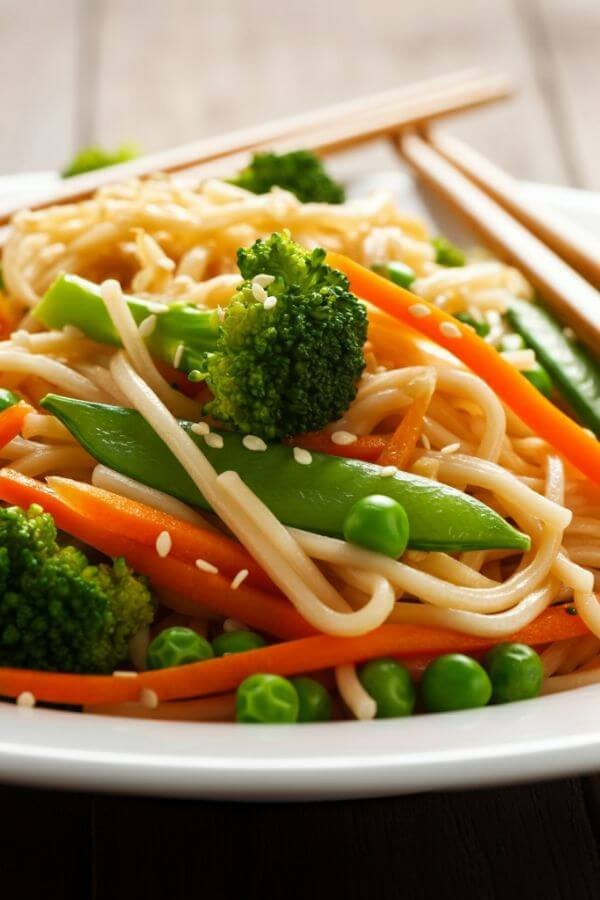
[[421, 654, 492, 713], [500, 333, 526, 352], [291, 677, 332, 722], [236, 673, 299, 724], [212, 630, 266, 657], [484, 643, 544, 704], [453, 312, 490, 338], [372, 261, 416, 289], [146, 626, 214, 670], [432, 236, 466, 267], [359, 658, 415, 718], [343, 494, 410, 558], [523, 363, 553, 398]]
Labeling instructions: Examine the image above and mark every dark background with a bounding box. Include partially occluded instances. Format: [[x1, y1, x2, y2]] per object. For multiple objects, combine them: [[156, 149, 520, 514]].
[[2, 777, 599, 899]]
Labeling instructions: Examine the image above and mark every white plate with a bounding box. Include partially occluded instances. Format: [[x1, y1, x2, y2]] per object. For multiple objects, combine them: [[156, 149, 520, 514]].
[[1, 169, 599, 800]]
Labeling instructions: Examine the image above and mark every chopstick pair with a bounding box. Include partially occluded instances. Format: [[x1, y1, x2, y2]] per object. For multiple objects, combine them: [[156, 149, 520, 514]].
[[0, 69, 512, 229], [397, 129, 600, 356]]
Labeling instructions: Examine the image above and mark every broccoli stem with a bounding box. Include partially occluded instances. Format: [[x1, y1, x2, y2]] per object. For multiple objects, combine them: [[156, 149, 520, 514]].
[[34, 274, 220, 373]]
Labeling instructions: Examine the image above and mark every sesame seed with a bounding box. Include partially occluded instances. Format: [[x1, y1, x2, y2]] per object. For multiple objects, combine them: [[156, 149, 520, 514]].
[[224, 618, 247, 633], [191, 421, 210, 436], [231, 569, 249, 590], [252, 274, 275, 288], [440, 321, 462, 339], [440, 442, 461, 455], [380, 465, 398, 477], [146, 301, 169, 314], [138, 314, 157, 338], [204, 432, 224, 449], [16, 691, 36, 708], [195, 558, 219, 574], [409, 303, 431, 318], [173, 343, 185, 368], [140, 688, 159, 710], [421, 433, 432, 450], [112, 670, 139, 678], [263, 296, 277, 310], [293, 447, 312, 465], [242, 434, 267, 452], [155, 530, 172, 558], [331, 430, 357, 446], [252, 282, 267, 302]]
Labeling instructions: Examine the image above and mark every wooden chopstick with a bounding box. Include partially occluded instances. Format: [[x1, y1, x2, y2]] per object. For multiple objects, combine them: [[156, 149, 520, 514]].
[[0, 70, 512, 227], [397, 130, 600, 357], [427, 128, 600, 289]]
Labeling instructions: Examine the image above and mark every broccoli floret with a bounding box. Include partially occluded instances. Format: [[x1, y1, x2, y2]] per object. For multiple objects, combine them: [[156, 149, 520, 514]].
[[62, 142, 139, 178], [196, 231, 367, 439], [0, 504, 153, 673], [229, 150, 345, 204]]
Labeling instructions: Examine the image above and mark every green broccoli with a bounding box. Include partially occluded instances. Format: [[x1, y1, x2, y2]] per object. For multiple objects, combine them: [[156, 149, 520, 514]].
[[229, 150, 345, 203], [36, 233, 368, 440], [62, 142, 140, 178], [195, 231, 367, 439], [0, 504, 154, 673]]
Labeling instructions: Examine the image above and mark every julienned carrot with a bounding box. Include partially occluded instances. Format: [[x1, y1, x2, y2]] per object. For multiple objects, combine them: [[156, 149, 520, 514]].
[[48, 476, 275, 593], [329, 252, 600, 485], [0, 469, 310, 641], [290, 431, 391, 462], [0, 607, 589, 706], [377, 394, 429, 468], [0, 403, 32, 448]]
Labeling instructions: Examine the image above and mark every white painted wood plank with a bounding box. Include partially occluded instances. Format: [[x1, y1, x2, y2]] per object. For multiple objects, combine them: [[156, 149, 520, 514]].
[[0, 0, 79, 174], [93, 0, 568, 183]]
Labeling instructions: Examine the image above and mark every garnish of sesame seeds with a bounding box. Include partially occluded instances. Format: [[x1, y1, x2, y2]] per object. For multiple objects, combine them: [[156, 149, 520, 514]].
[[252, 274, 275, 288], [293, 446, 312, 465], [155, 530, 172, 558], [204, 432, 224, 449], [231, 569, 249, 590], [252, 282, 267, 302], [138, 314, 157, 338], [440, 442, 461, 455], [16, 691, 36, 708], [440, 321, 462, 339], [173, 342, 185, 369], [380, 465, 397, 477], [242, 434, 267, 452], [263, 296, 277, 310], [191, 421, 210, 436], [331, 430, 357, 446], [409, 303, 431, 318], [195, 558, 219, 575], [140, 688, 159, 709]]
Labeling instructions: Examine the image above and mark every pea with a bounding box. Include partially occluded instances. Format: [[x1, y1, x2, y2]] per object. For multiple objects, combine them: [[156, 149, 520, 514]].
[[146, 626, 214, 670], [453, 312, 490, 338], [343, 494, 410, 559], [359, 658, 415, 718], [484, 643, 544, 704], [432, 236, 466, 267], [372, 261, 416, 289], [236, 673, 299, 724], [421, 654, 492, 713], [291, 677, 332, 722], [212, 630, 266, 657], [523, 363, 553, 398]]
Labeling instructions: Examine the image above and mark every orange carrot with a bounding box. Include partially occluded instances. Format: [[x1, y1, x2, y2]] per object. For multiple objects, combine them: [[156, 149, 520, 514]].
[[290, 431, 391, 462], [329, 252, 600, 485], [377, 394, 429, 468], [48, 476, 275, 593], [0, 469, 311, 641], [0, 403, 32, 449], [0, 606, 589, 706]]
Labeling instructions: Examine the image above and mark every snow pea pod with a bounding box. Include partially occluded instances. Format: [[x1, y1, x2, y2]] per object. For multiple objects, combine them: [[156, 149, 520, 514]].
[[507, 298, 600, 436], [42, 395, 530, 553]]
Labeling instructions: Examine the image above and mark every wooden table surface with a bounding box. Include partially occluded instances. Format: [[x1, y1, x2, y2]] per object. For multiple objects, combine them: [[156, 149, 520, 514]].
[[1, 1, 599, 896]]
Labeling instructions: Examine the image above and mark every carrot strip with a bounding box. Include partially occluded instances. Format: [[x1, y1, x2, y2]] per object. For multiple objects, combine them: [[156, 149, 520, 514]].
[[329, 252, 600, 485], [0, 403, 32, 449], [0, 606, 589, 706], [377, 394, 429, 468], [290, 431, 391, 462], [48, 476, 275, 593], [0, 469, 311, 641]]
